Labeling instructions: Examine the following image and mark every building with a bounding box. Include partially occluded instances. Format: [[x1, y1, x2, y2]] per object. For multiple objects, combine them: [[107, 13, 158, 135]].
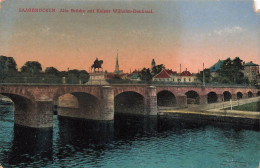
[[114, 50, 123, 74], [129, 73, 141, 81], [209, 59, 224, 77], [153, 69, 172, 82], [153, 68, 196, 83], [151, 58, 156, 69], [178, 69, 197, 83], [243, 61, 259, 83]]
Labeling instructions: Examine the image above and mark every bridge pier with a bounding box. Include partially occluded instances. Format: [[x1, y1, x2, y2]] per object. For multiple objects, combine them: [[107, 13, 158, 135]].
[[15, 100, 53, 128], [232, 94, 237, 101], [217, 94, 224, 102], [243, 93, 248, 99], [176, 95, 187, 108], [145, 86, 157, 115], [200, 95, 208, 105], [100, 86, 114, 120]]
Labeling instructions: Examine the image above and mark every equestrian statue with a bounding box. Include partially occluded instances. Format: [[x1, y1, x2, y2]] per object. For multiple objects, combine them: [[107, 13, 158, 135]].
[[91, 58, 103, 72]]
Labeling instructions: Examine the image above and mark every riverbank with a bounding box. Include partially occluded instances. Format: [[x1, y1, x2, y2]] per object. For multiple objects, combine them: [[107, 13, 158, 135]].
[[159, 98, 260, 125], [159, 110, 260, 126]]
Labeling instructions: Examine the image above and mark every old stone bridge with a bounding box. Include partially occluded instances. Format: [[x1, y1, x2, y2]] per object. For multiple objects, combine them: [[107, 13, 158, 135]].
[[0, 84, 259, 128]]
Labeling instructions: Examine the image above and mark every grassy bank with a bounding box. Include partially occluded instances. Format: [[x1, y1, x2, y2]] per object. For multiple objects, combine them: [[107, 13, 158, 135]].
[[225, 102, 260, 112]]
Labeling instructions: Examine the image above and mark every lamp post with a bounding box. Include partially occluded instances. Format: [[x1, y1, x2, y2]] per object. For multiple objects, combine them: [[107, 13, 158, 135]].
[[203, 63, 205, 87]]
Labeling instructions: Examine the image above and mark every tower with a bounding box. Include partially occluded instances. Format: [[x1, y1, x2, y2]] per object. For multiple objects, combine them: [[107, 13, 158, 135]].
[[151, 58, 156, 69], [115, 49, 119, 72]]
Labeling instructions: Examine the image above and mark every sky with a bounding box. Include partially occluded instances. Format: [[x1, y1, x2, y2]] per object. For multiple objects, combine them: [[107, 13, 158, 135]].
[[0, 0, 259, 73]]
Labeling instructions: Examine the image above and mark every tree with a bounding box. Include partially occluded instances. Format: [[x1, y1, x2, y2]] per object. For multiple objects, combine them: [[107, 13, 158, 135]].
[[151, 64, 165, 76], [139, 68, 152, 82], [215, 57, 248, 84], [45, 67, 60, 76], [0, 61, 8, 82], [79, 70, 89, 83], [21, 61, 42, 76], [0, 56, 18, 74], [196, 68, 211, 83], [67, 69, 89, 84], [6, 57, 18, 72]]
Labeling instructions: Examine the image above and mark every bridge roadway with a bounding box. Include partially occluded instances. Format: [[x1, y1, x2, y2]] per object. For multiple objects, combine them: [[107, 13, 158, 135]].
[[0, 84, 259, 128]]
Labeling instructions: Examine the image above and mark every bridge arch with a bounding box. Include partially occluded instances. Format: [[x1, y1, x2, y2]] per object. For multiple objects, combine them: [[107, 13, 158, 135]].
[[257, 91, 260, 97], [248, 91, 253, 98], [207, 92, 218, 104], [157, 90, 176, 107], [237, 92, 243, 99], [0, 87, 35, 102], [114, 87, 145, 98], [185, 90, 200, 104], [57, 92, 100, 120], [223, 91, 232, 101], [114, 91, 145, 114], [0, 93, 36, 126], [53, 87, 100, 101]]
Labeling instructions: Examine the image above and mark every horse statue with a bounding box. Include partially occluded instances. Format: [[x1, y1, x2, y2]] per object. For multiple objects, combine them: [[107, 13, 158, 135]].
[[91, 58, 103, 72]]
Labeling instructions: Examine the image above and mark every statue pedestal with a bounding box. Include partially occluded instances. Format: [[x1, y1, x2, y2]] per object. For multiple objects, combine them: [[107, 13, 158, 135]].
[[86, 72, 109, 85]]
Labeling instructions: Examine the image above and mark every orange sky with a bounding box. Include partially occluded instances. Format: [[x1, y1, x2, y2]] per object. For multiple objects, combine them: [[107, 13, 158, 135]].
[[0, 0, 259, 73]]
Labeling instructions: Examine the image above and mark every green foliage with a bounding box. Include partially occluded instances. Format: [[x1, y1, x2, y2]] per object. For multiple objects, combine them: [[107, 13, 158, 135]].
[[45, 67, 60, 76], [67, 69, 89, 84], [196, 68, 211, 83], [0, 61, 8, 82], [151, 64, 165, 76], [214, 57, 248, 84], [0, 56, 18, 72], [79, 70, 90, 83], [0, 56, 18, 82], [225, 102, 260, 112], [139, 68, 152, 82], [21, 61, 42, 76]]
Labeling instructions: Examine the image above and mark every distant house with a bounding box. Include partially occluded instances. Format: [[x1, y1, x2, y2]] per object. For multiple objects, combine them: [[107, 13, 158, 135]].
[[243, 61, 259, 83], [178, 69, 197, 83], [119, 73, 129, 79], [153, 69, 172, 82], [153, 69, 196, 83], [129, 73, 141, 81], [209, 59, 224, 77]]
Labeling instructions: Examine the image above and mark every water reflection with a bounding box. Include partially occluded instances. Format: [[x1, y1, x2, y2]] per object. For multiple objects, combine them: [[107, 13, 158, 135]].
[[7, 125, 53, 167], [114, 114, 158, 139], [0, 107, 259, 167]]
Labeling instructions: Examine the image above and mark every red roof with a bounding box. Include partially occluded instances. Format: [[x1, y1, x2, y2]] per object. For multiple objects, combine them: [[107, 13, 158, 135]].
[[106, 74, 115, 79], [165, 69, 174, 75], [132, 70, 140, 74], [180, 70, 192, 76], [154, 69, 171, 78], [127, 73, 134, 78], [166, 69, 178, 75]]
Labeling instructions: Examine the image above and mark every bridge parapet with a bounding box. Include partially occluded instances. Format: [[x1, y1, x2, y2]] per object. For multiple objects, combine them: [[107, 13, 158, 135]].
[[0, 84, 259, 128]]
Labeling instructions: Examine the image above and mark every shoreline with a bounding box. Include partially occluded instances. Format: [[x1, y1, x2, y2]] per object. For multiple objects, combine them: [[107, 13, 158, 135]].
[[159, 109, 260, 126]]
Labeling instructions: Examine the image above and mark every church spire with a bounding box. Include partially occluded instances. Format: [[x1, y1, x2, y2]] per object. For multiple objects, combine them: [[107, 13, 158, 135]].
[[151, 58, 156, 69], [115, 49, 119, 73], [116, 49, 119, 66]]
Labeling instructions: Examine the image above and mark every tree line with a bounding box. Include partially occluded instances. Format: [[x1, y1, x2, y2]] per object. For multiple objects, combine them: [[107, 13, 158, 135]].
[[136, 57, 251, 85], [196, 57, 250, 85], [0, 56, 89, 84]]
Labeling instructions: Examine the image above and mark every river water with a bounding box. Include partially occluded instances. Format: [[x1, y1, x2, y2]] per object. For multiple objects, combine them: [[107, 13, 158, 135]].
[[0, 106, 260, 168]]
